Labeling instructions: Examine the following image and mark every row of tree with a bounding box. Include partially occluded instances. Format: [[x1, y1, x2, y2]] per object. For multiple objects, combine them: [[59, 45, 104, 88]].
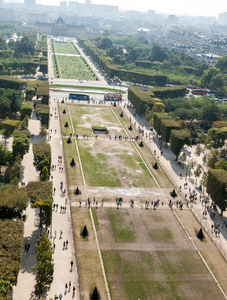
[[153, 112, 191, 160]]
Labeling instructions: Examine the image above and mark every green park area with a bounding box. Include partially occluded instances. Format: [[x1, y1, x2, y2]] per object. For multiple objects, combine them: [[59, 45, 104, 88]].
[[60, 102, 227, 299], [94, 208, 223, 300], [52, 41, 80, 55], [52, 41, 97, 80]]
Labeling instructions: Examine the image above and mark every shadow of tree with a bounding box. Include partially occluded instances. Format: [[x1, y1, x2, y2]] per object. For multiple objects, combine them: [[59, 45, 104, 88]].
[[19, 227, 40, 275]]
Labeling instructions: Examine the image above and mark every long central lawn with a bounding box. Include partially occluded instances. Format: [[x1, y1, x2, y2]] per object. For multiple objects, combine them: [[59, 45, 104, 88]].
[[54, 55, 96, 80], [78, 139, 155, 188], [52, 41, 80, 54], [69, 105, 125, 136]]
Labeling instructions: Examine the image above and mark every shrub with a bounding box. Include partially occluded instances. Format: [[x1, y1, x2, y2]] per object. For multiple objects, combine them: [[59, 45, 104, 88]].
[[74, 187, 81, 195], [153, 162, 158, 170], [67, 137, 72, 144], [170, 189, 177, 198], [139, 141, 144, 147], [70, 158, 76, 167], [81, 225, 88, 239], [65, 121, 69, 127]]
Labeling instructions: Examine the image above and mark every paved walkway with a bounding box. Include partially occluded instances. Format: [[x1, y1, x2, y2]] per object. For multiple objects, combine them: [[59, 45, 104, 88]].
[[46, 97, 80, 299], [12, 114, 40, 300], [122, 102, 227, 261], [12, 104, 80, 299]]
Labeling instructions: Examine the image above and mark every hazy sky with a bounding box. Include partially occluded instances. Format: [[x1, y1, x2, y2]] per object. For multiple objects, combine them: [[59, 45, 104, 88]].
[[35, 0, 227, 18]]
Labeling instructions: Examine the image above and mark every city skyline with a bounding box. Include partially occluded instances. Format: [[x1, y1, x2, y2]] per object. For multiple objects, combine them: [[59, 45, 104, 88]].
[[34, 0, 227, 18]]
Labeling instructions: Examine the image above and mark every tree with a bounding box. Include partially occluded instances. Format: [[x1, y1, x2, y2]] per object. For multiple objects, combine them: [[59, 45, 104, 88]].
[[215, 55, 227, 72], [215, 158, 227, 171], [32, 199, 52, 230], [207, 169, 227, 215], [81, 225, 89, 239], [0, 277, 10, 297], [98, 38, 112, 50], [0, 144, 13, 169], [70, 158, 76, 167], [34, 233, 54, 297], [207, 149, 219, 168], [187, 159, 194, 178], [149, 45, 168, 62], [170, 129, 191, 160], [10, 159, 21, 186], [181, 152, 187, 163], [0, 101, 10, 119], [103, 29, 111, 37], [2, 118, 20, 145], [40, 166, 50, 181], [200, 171, 208, 193], [10, 92, 19, 117], [0, 184, 28, 219], [90, 287, 100, 300], [194, 165, 202, 185], [12, 137, 30, 159], [161, 119, 181, 144], [205, 127, 227, 148], [0, 37, 7, 50], [33, 141, 51, 176], [195, 145, 201, 157], [40, 125, 47, 140], [210, 73, 225, 90], [200, 67, 219, 87]]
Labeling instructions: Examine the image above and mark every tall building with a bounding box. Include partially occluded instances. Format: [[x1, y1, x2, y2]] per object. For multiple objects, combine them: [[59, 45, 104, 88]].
[[24, 0, 36, 9], [60, 1, 67, 10], [85, 0, 91, 5]]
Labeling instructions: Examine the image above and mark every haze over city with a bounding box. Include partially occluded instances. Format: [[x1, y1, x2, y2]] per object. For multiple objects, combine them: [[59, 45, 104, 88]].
[[4, 0, 227, 17]]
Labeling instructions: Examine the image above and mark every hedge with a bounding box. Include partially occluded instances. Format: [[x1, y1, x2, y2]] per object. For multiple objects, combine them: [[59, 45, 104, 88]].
[[0, 219, 24, 286], [20, 101, 33, 120], [26, 181, 52, 204], [128, 87, 155, 114], [77, 37, 167, 86], [0, 76, 25, 90], [35, 104, 49, 128]]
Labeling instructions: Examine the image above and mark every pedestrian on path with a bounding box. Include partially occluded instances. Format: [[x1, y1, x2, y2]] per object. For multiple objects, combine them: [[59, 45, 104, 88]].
[[63, 241, 65, 250], [66, 239, 68, 249], [73, 286, 75, 296], [65, 283, 68, 293], [59, 293, 62, 299], [70, 260, 74, 271], [68, 281, 71, 291]]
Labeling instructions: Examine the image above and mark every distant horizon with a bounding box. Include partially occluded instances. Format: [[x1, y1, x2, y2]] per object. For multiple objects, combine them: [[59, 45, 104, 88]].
[[5, 0, 227, 18]]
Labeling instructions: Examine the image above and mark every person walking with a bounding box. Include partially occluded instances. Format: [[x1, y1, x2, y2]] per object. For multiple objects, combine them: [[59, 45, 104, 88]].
[[73, 286, 76, 296], [65, 283, 68, 293], [70, 260, 74, 271]]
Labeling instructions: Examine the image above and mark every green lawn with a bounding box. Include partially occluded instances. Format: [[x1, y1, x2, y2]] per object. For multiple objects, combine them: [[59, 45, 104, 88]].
[[102, 249, 222, 300], [69, 105, 125, 136], [52, 42, 97, 80], [52, 41, 80, 54], [78, 139, 155, 187], [108, 209, 137, 243], [71, 207, 107, 299]]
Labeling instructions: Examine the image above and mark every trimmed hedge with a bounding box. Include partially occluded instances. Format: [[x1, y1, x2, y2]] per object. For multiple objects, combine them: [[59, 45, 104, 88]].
[[20, 101, 33, 120], [77, 37, 167, 86], [0, 219, 24, 286], [207, 168, 227, 214], [35, 104, 49, 128], [26, 181, 52, 204], [0, 76, 25, 90]]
